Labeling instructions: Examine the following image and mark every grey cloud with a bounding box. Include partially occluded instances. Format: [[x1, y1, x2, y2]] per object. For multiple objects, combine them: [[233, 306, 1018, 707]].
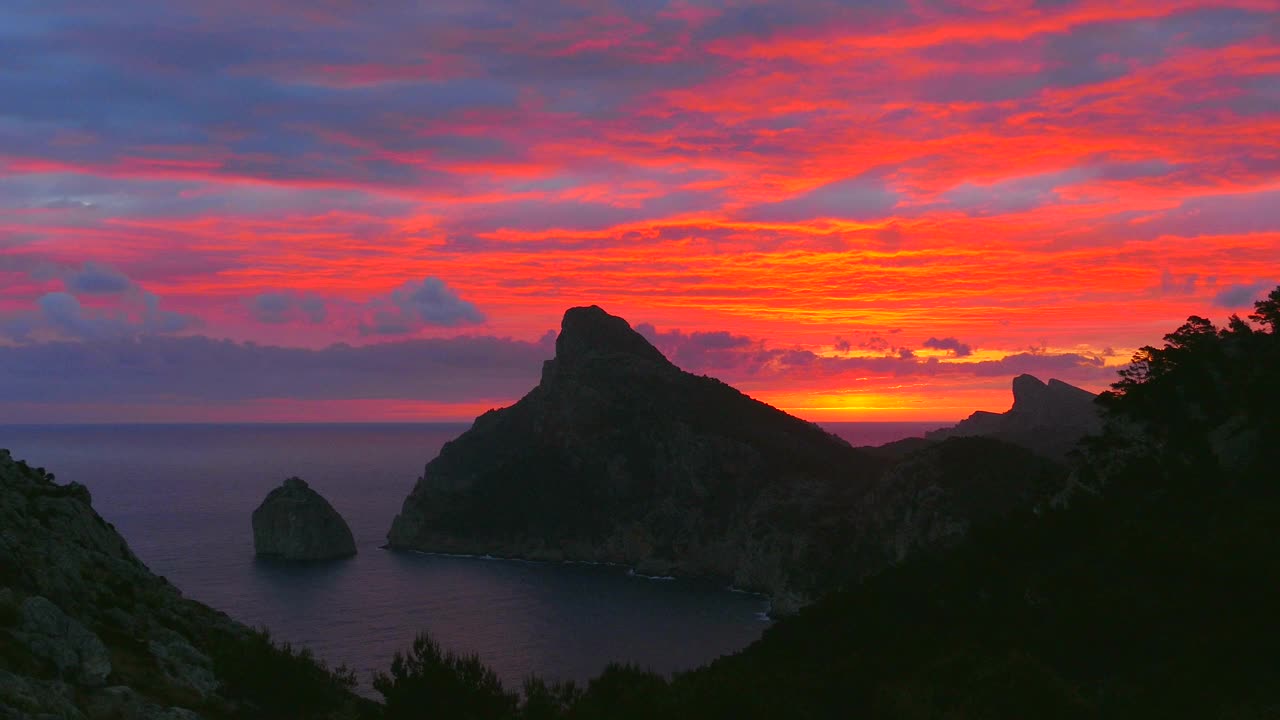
[[64, 262, 135, 294], [1214, 280, 1278, 309], [922, 336, 973, 357], [394, 277, 484, 326], [0, 333, 553, 405], [4, 291, 197, 342], [362, 277, 485, 335], [0, 319, 1117, 413], [635, 320, 1105, 386], [252, 292, 327, 324], [636, 324, 758, 371], [2, 262, 199, 342], [1159, 270, 1199, 296], [968, 351, 1106, 378], [1125, 188, 1280, 240]]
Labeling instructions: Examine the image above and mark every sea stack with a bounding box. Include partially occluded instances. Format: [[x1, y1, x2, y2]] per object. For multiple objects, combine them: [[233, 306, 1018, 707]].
[[252, 477, 356, 560]]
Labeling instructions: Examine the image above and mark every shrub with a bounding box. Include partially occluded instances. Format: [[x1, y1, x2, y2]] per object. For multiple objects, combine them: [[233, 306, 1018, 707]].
[[207, 626, 361, 719], [373, 632, 517, 720]]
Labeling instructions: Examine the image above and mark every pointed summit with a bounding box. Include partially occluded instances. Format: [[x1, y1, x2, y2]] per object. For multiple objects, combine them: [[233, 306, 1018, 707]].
[[387, 305, 881, 608], [1011, 374, 1049, 410], [927, 375, 1101, 458], [554, 305, 671, 368]]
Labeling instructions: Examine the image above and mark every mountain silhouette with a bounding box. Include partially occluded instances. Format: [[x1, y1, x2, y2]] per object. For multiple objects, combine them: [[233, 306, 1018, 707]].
[[388, 306, 1061, 610]]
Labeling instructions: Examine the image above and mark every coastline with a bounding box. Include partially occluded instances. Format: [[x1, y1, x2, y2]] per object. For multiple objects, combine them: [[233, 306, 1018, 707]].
[[384, 544, 777, 615]]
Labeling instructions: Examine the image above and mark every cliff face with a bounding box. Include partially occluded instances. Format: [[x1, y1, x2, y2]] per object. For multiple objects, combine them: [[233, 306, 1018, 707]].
[[388, 306, 1064, 610], [388, 306, 881, 609], [926, 374, 1101, 458], [0, 450, 364, 719], [252, 477, 356, 561], [855, 437, 1064, 566]]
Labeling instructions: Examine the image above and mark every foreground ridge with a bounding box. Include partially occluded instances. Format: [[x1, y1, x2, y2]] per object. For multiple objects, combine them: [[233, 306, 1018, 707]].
[[0, 450, 368, 719]]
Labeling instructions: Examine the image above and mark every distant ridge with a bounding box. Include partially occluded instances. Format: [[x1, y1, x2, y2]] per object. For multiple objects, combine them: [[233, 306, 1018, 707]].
[[926, 374, 1101, 458]]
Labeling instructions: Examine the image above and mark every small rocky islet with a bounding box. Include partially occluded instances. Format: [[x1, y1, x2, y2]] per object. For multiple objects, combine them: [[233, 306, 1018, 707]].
[[252, 477, 356, 561]]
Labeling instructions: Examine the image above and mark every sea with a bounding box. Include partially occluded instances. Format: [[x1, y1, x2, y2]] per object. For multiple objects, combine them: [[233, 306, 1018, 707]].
[[0, 421, 942, 691]]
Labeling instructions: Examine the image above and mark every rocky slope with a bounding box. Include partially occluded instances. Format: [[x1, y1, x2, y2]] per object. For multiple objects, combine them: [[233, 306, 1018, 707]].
[[852, 437, 1063, 566], [926, 374, 1100, 458], [252, 478, 356, 561], [0, 450, 366, 719], [388, 306, 1066, 611]]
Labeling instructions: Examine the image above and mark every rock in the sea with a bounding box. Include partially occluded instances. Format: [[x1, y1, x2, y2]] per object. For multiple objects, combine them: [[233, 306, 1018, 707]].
[[251, 477, 356, 561]]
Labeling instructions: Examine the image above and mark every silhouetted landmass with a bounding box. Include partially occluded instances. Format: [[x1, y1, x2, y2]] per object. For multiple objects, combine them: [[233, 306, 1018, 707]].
[[644, 289, 1280, 718], [924, 374, 1101, 459], [6, 287, 1277, 718], [852, 435, 934, 461], [388, 305, 1063, 611]]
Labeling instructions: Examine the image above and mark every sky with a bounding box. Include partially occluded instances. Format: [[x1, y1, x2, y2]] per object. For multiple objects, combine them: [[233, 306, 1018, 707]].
[[1, 0, 1278, 423]]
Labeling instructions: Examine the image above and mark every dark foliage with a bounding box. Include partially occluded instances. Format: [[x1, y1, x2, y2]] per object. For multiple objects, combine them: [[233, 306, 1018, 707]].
[[519, 677, 582, 720], [205, 626, 363, 719], [366, 636, 674, 720], [373, 633, 518, 720], [1097, 286, 1280, 480]]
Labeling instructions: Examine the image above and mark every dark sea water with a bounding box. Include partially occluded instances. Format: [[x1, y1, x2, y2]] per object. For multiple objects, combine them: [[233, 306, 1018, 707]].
[[0, 421, 939, 690]]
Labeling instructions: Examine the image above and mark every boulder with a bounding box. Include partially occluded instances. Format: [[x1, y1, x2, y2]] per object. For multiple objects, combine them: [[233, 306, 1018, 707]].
[[17, 596, 112, 687], [251, 477, 356, 561], [148, 627, 218, 698]]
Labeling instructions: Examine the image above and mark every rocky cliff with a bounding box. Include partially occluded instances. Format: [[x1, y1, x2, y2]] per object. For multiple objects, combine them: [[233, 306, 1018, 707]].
[[252, 478, 356, 561], [0, 450, 366, 719], [388, 306, 1065, 611], [926, 374, 1101, 458]]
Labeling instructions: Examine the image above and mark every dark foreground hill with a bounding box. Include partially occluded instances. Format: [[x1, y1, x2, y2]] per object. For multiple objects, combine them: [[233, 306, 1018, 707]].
[[0, 450, 370, 719], [387, 306, 1063, 611]]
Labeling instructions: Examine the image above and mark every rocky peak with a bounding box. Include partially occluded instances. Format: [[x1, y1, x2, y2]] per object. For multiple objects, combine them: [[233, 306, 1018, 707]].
[[1010, 375, 1099, 424], [553, 305, 671, 370], [388, 306, 886, 608], [927, 375, 1101, 458], [1011, 374, 1049, 410]]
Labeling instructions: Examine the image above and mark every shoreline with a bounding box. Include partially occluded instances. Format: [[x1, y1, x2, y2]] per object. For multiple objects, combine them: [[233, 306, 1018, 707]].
[[382, 544, 776, 613]]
